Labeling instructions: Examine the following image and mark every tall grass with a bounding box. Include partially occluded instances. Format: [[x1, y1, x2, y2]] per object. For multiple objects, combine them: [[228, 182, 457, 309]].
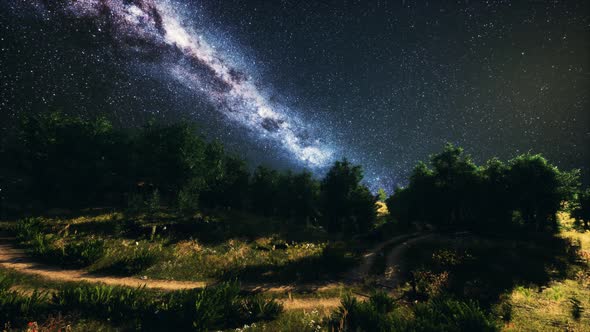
[[53, 281, 283, 331], [0, 274, 50, 326], [15, 217, 105, 267], [327, 292, 499, 332]]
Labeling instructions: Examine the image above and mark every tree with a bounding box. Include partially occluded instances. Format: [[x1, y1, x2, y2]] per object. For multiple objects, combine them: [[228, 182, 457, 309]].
[[290, 171, 320, 224], [320, 160, 376, 234], [506, 154, 579, 231], [10, 112, 130, 209], [377, 188, 387, 202], [385, 187, 412, 226], [429, 144, 481, 226], [478, 158, 511, 227], [250, 166, 280, 216], [133, 121, 207, 201]]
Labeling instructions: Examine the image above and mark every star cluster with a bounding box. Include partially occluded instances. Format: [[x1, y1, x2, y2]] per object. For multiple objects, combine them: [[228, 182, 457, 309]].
[[1, 0, 589, 191]]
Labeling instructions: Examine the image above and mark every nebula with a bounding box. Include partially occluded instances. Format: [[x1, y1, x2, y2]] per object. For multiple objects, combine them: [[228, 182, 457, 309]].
[[38, 0, 333, 167]]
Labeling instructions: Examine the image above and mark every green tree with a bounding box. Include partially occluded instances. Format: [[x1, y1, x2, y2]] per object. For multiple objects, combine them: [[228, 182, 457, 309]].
[[11, 112, 129, 209], [250, 166, 280, 216], [385, 187, 412, 226], [290, 171, 320, 224], [320, 160, 376, 234], [506, 154, 579, 231], [133, 121, 207, 201], [377, 188, 387, 202]]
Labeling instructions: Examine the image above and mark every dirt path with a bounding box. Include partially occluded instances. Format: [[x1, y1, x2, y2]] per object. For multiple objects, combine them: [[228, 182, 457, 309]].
[[381, 234, 436, 288], [345, 232, 420, 281], [0, 235, 207, 290], [0, 232, 435, 310]]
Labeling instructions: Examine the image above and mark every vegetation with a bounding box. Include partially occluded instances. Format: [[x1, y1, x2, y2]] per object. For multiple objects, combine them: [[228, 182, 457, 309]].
[[1, 113, 589, 331], [0, 270, 283, 331], [386, 144, 581, 233]]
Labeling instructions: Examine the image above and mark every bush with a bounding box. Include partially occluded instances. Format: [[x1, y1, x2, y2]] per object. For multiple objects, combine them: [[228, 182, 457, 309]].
[[369, 290, 396, 314], [63, 238, 105, 267], [15, 217, 44, 242], [241, 294, 284, 322], [328, 294, 393, 332]]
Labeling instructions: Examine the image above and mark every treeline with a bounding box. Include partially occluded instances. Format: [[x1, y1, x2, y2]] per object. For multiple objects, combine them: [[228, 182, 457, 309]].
[[1, 112, 589, 233], [386, 144, 587, 232], [0, 112, 375, 234]]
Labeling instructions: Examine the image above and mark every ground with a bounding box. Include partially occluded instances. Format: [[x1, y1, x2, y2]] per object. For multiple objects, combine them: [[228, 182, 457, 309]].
[[1, 209, 589, 331]]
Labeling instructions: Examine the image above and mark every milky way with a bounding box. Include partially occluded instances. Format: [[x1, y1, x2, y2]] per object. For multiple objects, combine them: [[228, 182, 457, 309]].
[[48, 0, 333, 168], [2, 0, 589, 191]]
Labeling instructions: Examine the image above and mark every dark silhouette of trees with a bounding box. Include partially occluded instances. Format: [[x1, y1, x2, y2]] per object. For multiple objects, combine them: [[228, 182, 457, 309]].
[[133, 121, 207, 201], [250, 166, 280, 216], [319, 160, 377, 234], [289, 171, 320, 224], [6, 112, 130, 209], [2, 113, 584, 237], [248, 168, 320, 224], [506, 154, 579, 231], [386, 144, 580, 233]]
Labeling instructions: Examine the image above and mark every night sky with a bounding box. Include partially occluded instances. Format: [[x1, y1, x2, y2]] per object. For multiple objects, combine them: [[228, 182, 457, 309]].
[[1, 0, 589, 191]]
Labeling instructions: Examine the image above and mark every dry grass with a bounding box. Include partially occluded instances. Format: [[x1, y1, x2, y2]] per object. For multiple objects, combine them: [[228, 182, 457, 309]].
[[504, 211, 590, 332]]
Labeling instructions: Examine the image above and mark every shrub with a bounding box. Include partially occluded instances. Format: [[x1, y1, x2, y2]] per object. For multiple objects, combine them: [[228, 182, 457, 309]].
[[328, 294, 392, 332], [410, 268, 450, 300], [15, 217, 44, 242], [369, 290, 396, 314], [240, 295, 284, 321], [63, 238, 105, 267]]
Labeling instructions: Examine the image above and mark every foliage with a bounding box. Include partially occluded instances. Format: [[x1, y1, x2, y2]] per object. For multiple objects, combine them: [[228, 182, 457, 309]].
[[320, 159, 377, 234], [50, 281, 282, 331], [0, 274, 50, 326], [411, 298, 499, 332], [328, 293, 498, 332], [15, 217, 105, 267], [386, 143, 581, 233], [2, 113, 377, 237], [240, 294, 284, 322], [96, 245, 158, 275]]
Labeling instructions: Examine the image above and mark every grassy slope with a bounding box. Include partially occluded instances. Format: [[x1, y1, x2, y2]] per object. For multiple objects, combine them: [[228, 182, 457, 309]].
[[2, 209, 589, 331], [505, 214, 590, 331]]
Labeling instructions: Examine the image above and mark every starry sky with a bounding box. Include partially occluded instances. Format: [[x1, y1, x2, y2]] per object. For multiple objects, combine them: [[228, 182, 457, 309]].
[[1, 0, 589, 191]]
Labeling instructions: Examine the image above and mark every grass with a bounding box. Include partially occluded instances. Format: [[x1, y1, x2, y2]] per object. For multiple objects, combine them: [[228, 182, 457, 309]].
[[10, 211, 359, 284], [502, 215, 590, 331], [0, 267, 284, 331], [399, 212, 590, 331], [4, 208, 589, 331]]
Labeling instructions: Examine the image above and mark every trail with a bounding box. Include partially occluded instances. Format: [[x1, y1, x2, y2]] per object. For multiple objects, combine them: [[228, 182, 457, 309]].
[[345, 232, 420, 281], [0, 233, 434, 310], [380, 234, 436, 288], [0, 235, 207, 290]]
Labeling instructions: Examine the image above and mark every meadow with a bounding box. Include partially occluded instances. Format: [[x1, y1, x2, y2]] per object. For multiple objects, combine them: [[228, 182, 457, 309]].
[[1, 208, 589, 331]]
